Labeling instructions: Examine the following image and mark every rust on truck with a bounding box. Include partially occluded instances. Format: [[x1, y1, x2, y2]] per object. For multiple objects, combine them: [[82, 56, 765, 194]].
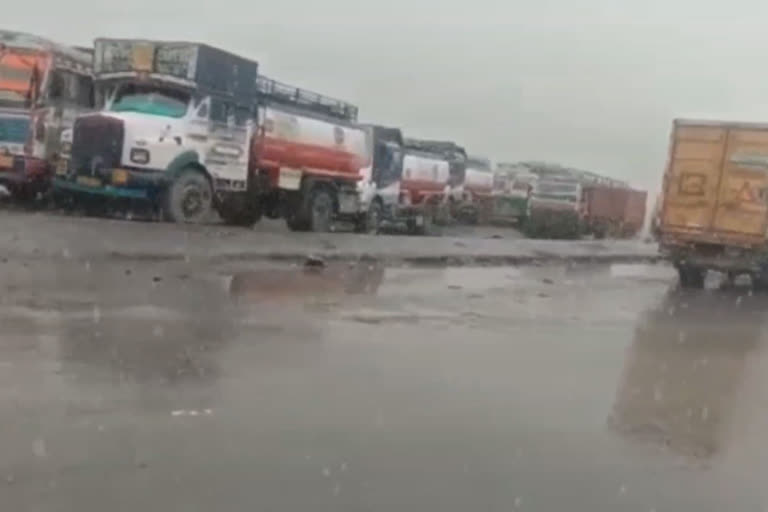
[[661, 119, 768, 247]]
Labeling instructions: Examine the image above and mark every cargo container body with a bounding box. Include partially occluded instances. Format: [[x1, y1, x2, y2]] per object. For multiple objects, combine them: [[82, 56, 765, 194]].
[[582, 185, 647, 238], [659, 119, 768, 287], [53, 38, 259, 224], [0, 30, 93, 199]]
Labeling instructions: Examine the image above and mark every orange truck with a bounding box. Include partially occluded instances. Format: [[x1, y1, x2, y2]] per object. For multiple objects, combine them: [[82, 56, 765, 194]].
[[0, 30, 92, 200], [658, 119, 768, 288]]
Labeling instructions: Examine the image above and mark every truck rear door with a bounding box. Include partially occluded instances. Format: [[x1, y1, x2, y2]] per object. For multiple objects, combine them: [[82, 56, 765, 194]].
[[713, 128, 768, 236], [662, 122, 768, 242]]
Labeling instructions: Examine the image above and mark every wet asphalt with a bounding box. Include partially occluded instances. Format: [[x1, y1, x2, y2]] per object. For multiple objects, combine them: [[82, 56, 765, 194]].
[[0, 212, 765, 511]]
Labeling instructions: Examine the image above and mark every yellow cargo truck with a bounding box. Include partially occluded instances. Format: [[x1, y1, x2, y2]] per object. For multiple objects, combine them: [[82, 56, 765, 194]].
[[659, 119, 768, 288]]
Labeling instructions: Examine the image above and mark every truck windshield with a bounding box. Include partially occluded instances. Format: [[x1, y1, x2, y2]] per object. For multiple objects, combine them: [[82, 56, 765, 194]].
[[0, 117, 30, 144], [111, 87, 189, 118]]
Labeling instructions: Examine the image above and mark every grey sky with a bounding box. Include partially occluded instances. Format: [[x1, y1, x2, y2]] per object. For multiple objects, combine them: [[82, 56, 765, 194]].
[[8, 0, 768, 191]]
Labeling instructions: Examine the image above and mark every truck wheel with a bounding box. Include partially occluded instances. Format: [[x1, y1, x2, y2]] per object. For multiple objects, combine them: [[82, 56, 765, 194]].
[[309, 187, 334, 232], [357, 199, 382, 234], [164, 169, 212, 224], [421, 209, 435, 236], [677, 265, 705, 289], [219, 197, 262, 227]]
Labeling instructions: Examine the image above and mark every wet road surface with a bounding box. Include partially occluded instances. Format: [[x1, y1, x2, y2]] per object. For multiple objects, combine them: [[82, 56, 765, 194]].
[[0, 210, 656, 266], [2, 257, 767, 511]]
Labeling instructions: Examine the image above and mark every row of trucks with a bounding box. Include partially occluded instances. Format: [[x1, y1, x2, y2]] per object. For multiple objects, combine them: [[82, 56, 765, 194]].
[[656, 119, 768, 288], [491, 163, 647, 239], [0, 31, 499, 233]]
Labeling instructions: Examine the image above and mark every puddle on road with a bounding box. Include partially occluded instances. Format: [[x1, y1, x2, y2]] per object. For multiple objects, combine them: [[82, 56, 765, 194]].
[[227, 257, 386, 304]]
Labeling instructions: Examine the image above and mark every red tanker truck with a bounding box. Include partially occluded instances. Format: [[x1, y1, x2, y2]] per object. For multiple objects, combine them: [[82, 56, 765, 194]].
[[250, 76, 371, 232]]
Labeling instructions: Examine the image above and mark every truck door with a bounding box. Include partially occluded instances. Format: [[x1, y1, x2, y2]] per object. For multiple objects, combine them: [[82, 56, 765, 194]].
[[712, 128, 768, 237], [373, 141, 401, 211]]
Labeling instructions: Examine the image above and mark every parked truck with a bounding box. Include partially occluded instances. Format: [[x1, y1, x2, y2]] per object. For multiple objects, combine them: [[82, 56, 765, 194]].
[[404, 139, 467, 225], [0, 30, 93, 200], [489, 165, 536, 225], [658, 119, 768, 288], [53, 38, 258, 223], [453, 155, 494, 223], [581, 185, 647, 238], [399, 141, 451, 233], [252, 76, 370, 232], [523, 175, 583, 239]]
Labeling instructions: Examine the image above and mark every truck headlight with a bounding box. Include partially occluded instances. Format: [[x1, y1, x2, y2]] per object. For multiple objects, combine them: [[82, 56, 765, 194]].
[[112, 169, 129, 185], [130, 148, 150, 164]]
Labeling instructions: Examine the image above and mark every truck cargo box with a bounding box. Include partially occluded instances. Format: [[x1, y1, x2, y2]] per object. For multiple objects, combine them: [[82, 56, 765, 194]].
[[93, 38, 259, 100], [583, 186, 647, 237], [583, 186, 628, 222], [624, 189, 648, 235], [660, 119, 768, 247]]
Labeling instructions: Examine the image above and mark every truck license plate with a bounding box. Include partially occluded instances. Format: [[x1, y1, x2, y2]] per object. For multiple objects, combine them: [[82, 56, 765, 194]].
[[76, 176, 101, 188], [278, 168, 302, 190]]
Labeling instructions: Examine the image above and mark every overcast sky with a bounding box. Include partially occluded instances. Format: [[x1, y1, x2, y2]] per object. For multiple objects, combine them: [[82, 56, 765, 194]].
[[8, 0, 768, 191]]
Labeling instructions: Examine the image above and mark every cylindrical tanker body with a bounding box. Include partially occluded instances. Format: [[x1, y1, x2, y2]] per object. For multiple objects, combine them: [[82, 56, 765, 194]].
[[401, 150, 450, 204], [252, 105, 370, 190], [464, 156, 494, 197]]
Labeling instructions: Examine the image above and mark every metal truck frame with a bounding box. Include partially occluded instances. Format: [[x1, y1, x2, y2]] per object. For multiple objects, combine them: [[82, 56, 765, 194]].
[[0, 30, 93, 200]]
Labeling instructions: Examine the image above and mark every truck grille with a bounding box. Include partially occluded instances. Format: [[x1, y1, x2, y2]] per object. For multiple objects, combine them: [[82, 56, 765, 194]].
[[70, 116, 124, 177]]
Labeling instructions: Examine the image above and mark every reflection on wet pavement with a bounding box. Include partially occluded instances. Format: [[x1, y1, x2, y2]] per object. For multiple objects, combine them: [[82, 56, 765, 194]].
[[610, 288, 768, 459], [3, 261, 768, 511]]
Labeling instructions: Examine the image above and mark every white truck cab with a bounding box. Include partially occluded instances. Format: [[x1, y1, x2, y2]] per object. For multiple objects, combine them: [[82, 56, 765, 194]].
[[54, 38, 259, 224]]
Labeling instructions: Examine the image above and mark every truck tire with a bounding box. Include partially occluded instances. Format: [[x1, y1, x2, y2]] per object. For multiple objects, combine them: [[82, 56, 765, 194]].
[[356, 199, 382, 234], [164, 169, 212, 224], [219, 197, 262, 227], [309, 187, 334, 232], [283, 191, 310, 231], [677, 265, 705, 289]]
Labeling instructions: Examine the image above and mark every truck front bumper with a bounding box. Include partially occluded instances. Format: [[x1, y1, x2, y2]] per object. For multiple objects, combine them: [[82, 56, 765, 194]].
[[53, 167, 166, 200], [0, 155, 50, 186]]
